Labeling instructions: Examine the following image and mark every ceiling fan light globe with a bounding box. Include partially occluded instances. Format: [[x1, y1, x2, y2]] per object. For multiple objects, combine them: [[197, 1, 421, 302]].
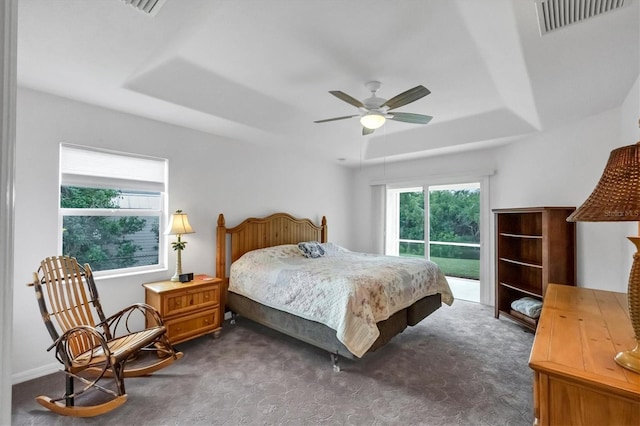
[[360, 113, 386, 130]]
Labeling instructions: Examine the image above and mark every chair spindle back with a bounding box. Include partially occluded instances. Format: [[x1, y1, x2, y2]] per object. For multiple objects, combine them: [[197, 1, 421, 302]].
[[32, 256, 108, 357]]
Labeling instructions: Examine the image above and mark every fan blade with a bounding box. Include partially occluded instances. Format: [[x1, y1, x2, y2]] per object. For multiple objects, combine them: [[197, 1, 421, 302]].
[[314, 115, 359, 123], [362, 126, 375, 136], [329, 91, 365, 108], [389, 112, 433, 125], [382, 85, 431, 110]]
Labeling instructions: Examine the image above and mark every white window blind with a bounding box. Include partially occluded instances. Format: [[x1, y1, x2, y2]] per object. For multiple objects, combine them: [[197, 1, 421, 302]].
[[60, 144, 166, 192], [59, 144, 168, 274]]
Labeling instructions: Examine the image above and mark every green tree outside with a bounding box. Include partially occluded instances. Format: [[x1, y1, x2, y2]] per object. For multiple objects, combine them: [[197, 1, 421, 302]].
[[399, 188, 480, 279], [399, 191, 425, 256], [61, 186, 152, 271]]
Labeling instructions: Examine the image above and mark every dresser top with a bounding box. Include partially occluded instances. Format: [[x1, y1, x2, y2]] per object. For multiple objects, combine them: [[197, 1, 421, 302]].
[[529, 284, 640, 397]]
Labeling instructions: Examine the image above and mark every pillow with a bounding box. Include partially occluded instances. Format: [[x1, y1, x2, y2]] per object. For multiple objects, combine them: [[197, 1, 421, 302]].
[[318, 242, 348, 257], [298, 241, 325, 258], [510, 297, 543, 319]]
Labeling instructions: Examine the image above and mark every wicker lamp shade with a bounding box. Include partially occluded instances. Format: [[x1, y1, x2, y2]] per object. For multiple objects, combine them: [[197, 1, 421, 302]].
[[568, 141, 640, 374], [567, 142, 640, 222]]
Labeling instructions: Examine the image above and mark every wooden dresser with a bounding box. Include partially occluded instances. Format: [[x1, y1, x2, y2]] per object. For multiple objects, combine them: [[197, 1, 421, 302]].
[[143, 276, 223, 345], [529, 284, 640, 425]]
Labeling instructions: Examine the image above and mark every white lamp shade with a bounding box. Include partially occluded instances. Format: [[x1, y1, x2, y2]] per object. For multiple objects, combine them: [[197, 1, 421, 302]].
[[360, 113, 386, 130], [167, 211, 194, 235]]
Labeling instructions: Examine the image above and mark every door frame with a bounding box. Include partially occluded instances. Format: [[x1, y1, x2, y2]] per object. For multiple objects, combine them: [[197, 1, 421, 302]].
[[385, 173, 492, 305]]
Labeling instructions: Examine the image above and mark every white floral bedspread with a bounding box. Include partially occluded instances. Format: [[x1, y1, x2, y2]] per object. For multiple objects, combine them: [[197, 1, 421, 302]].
[[229, 243, 454, 357]]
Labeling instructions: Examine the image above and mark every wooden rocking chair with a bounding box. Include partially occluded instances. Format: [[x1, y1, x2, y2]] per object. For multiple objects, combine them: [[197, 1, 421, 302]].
[[28, 256, 183, 417]]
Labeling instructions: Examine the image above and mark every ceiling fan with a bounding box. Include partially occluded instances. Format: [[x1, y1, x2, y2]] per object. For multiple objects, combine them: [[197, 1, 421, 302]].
[[314, 81, 433, 135]]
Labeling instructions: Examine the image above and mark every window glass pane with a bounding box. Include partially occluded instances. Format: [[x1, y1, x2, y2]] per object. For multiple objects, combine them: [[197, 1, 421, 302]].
[[62, 215, 159, 272], [428, 183, 480, 280], [398, 191, 425, 257], [399, 191, 424, 240], [429, 245, 480, 280], [399, 241, 425, 258], [61, 186, 161, 210], [428, 186, 480, 244], [59, 145, 167, 275]]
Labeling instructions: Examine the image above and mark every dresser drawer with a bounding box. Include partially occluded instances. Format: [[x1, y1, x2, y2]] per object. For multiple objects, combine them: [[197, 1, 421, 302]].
[[165, 308, 221, 344], [163, 284, 220, 317]]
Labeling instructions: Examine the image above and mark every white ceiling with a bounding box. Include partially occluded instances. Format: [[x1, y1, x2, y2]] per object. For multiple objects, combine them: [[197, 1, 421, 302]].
[[17, 0, 639, 167]]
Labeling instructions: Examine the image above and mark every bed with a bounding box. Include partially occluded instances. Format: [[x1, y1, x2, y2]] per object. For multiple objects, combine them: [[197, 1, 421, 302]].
[[215, 212, 453, 370]]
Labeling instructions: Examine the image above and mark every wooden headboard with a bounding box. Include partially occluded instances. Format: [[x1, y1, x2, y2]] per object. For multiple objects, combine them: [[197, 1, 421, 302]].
[[215, 212, 327, 282]]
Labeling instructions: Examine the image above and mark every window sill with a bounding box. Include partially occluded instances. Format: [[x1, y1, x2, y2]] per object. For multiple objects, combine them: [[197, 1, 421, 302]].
[[93, 266, 168, 281]]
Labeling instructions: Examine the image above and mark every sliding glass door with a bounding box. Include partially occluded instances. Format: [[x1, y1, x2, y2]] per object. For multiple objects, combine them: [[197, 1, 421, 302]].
[[386, 181, 485, 303], [428, 183, 480, 303]]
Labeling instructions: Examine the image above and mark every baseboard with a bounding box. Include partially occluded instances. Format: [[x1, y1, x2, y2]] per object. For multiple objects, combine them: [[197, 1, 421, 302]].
[[12, 362, 59, 385]]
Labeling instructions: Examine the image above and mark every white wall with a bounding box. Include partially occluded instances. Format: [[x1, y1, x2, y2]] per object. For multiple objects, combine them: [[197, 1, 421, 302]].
[[491, 108, 629, 291], [12, 87, 354, 383], [13, 74, 639, 382], [353, 76, 640, 297]]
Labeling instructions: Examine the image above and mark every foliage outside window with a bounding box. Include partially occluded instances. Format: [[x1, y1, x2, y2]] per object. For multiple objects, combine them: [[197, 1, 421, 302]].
[[388, 185, 480, 280], [428, 188, 480, 260], [399, 191, 426, 257], [60, 145, 167, 274]]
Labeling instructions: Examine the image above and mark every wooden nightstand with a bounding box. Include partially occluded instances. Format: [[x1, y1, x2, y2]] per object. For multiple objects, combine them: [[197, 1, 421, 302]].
[[143, 275, 223, 345]]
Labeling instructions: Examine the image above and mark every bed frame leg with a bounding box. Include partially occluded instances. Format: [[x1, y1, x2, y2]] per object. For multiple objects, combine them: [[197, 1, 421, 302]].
[[330, 352, 340, 372], [230, 312, 237, 325]]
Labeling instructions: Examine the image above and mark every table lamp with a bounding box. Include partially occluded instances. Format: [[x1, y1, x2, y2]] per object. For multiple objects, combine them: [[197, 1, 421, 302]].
[[567, 137, 640, 374], [167, 210, 195, 282]]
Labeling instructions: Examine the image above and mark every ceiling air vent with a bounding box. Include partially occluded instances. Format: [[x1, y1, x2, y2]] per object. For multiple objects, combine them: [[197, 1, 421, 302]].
[[120, 0, 167, 16], [535, 0, 626, 35]]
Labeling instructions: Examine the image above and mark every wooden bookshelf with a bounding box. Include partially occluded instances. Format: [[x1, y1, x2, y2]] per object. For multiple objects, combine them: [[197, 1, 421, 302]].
[[493, 207, 576, 330]]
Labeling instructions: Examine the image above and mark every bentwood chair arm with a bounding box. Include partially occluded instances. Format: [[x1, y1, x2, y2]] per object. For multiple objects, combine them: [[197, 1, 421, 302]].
[[51, 325, 112, 368], [98, 302, 166, 339]]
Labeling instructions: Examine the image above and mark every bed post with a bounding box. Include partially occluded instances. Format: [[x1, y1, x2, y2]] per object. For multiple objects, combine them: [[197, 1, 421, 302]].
[[321, 216, 328, 243], [216, 213, 226, 280], [216, 214, 228, 314], [216, 213, 229, 315]]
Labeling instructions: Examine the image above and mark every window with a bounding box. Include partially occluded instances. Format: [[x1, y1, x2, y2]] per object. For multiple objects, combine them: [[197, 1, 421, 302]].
[[59, 144, 168, 275], [385, 187, 425, 257], [386, 183, 481, 279]]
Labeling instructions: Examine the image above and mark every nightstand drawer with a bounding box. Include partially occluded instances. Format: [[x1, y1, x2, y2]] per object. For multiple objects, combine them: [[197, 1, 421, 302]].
[[143, 276, 224, 345], [163, 284, 220, 317], [165, 308, 221, 344]]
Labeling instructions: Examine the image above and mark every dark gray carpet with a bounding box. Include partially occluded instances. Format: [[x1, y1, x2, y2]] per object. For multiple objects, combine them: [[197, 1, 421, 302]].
[[12, 300, 534, 425]]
